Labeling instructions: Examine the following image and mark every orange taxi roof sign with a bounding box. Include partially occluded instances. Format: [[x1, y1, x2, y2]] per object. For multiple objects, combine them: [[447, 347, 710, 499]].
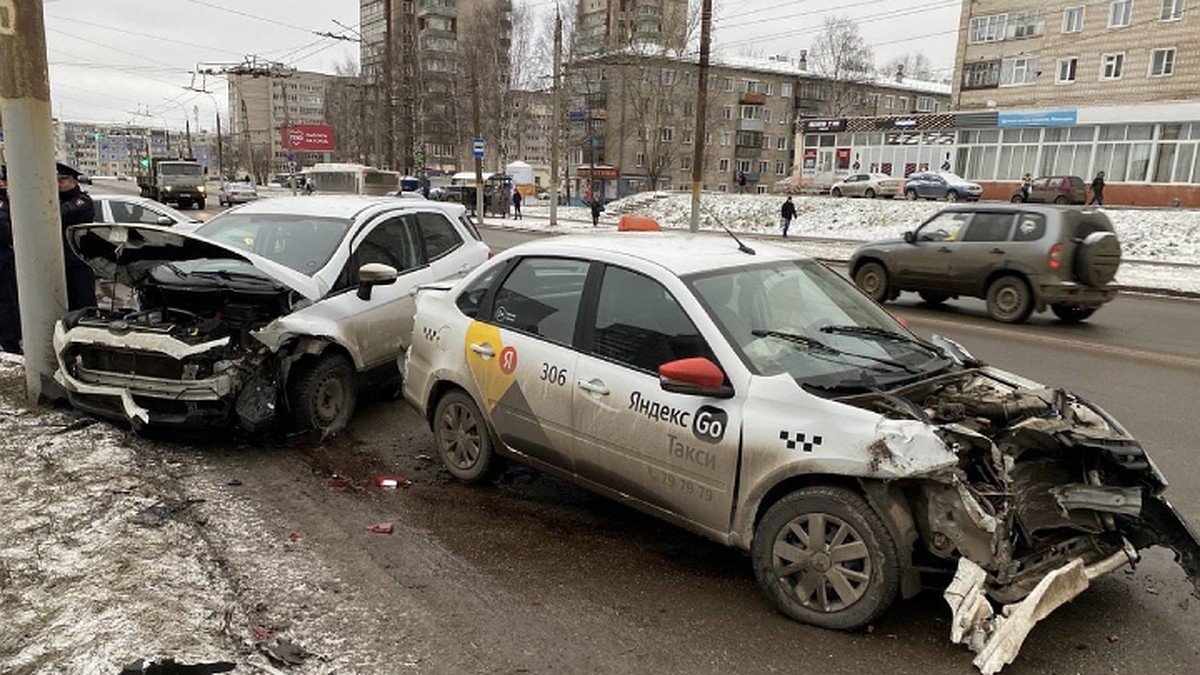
[[617, 214, 662, 232]]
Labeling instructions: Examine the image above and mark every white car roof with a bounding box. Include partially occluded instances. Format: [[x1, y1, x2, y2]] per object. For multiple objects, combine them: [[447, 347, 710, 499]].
[[505, 232, 805, 277], [218, 195, 467, 220]]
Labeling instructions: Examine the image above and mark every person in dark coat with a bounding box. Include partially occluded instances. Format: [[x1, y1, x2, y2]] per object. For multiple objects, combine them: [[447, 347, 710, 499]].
[[511, 189, 523, 220], [0, 165, 20, 353], [1089, 171, 1106, 205], [590, 198, 602, 227], [780, 196, 796, 237], [57, 162, 97, 310]]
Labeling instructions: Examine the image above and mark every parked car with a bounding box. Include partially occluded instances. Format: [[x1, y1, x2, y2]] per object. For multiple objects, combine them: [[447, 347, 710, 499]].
[[903, 171, 982, 202], [830, 173, 901, 199], [77, 172, 93, 185], [849, 204, 1121, 323], [402, 231, 1198, 672], [218, 181, 260, 207], [54, 196, 490, 436], [1010, 175, 1087, 204], [93, 194, 202, 229]]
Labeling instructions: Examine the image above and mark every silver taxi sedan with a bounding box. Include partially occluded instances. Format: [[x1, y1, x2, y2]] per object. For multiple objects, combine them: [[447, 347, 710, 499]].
[[402, 231, 1199, 674]]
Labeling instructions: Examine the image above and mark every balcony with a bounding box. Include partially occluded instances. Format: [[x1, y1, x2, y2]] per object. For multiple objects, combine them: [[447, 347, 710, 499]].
[[739, 92, 766, 105], [737, 118, 764, 132], [417, 0, 455, 18]]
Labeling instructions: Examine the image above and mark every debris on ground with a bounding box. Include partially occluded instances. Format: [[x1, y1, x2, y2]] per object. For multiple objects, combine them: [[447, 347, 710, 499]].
[[368, 522, 395, 534], [262, 638, 311, 667], [119, 658, 236, 674], [375, 475, 412, 489], [131, 498, 207, 528]]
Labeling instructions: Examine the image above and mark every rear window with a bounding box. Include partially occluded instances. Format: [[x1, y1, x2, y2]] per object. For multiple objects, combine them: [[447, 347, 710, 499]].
[[1013, 213, 1046, 242]]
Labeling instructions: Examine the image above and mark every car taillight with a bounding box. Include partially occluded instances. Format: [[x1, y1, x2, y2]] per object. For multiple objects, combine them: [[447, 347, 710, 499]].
[[1048, 243, 1063, 270], [487, 250, 494, 259]]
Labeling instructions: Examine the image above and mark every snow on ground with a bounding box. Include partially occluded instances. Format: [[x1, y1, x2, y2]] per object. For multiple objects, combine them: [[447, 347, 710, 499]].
[[502, 194, 1200, 296]]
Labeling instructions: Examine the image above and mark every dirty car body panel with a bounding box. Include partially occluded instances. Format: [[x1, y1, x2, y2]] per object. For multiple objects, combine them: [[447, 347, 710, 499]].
[[404, 233, 1200, 674], [55, 196, 489, 431]]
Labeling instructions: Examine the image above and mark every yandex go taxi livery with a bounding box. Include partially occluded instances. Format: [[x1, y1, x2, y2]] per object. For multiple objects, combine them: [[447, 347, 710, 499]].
[[402, 231, 1200, 674]]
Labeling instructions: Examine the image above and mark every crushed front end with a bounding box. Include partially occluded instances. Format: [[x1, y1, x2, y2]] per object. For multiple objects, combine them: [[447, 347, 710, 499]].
[[844, 367, 1200, 673]]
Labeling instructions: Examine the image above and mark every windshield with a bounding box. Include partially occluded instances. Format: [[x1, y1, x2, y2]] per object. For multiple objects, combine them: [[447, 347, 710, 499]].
[[688, 259, 954, 391], [195, 213, 349, 275], [160, 163, 204, 176]]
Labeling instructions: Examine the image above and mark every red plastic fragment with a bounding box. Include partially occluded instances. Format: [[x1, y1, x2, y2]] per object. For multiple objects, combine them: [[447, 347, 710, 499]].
[[368, 522, 395, 534], [328, 476, 351, 492], [375, 475, 412, 489], [287, 531, 301, 541], [252, 626, 273, 641]]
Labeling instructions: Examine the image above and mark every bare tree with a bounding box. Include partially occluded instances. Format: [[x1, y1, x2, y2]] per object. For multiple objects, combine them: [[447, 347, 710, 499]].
[[324, 57, 370, 164], [879, 51, 934, 81], [458, 0, 514, 173], [807, 15, 874, 117]]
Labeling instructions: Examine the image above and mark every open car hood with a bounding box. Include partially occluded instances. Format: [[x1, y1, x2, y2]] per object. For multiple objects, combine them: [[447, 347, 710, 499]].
[[68, 223, 324, 301]]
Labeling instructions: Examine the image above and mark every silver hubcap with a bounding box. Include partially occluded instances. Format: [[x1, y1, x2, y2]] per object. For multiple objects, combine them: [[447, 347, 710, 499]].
[[438, 403, 481, 469], [772, 513, 872, 613], [859, 269, 882, 297], [995, 285, 1022, 315]]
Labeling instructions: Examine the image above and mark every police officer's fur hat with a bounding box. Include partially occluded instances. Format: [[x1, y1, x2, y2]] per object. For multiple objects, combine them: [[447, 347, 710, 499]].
[[56, 162, 83, 179]]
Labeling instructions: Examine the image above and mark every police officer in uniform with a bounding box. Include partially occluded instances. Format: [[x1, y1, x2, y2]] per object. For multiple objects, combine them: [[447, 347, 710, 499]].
[[56, 162, 97, 310], [0, 165, 20, 353]]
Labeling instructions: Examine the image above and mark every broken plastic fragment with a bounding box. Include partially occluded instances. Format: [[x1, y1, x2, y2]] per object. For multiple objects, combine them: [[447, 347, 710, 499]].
[[375, 475, 412, 489], [369, 522, 395, 534]]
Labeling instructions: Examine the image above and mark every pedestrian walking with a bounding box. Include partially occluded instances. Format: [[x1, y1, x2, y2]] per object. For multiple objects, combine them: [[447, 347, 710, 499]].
[[1020, 172, 1033, 201], [0, 165, 20, 354], [511, 189, 523, 220], [57, 162, 97, 311], [590, 198, 602, 227], [1089, 171, 1106, 205], [737, 171, 747, 193], [780, 196, 796, 238]]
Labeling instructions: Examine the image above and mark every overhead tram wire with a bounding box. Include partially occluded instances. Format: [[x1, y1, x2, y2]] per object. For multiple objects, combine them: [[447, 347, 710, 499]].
[[44, 14, 249, 58], [710, 0, 962, 50], [715, 0, 908, 31], [182, 0, 342, 37]]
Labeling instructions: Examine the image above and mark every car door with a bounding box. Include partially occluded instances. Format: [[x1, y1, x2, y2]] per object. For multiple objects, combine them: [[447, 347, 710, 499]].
[[844, 174, 865, 197], [414, 210, 472, 281], [571, 264, 740, 534], [949, 212, 1015, 294], [1028, 178, 1052, 203], [896, 211, 971, 289], [467, 256, 590, 474], [318, 213, 433, 370]]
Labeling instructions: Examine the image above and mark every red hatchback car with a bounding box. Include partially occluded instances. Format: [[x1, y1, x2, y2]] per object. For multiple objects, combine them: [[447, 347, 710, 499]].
[[1011, 175, 1088, 204]]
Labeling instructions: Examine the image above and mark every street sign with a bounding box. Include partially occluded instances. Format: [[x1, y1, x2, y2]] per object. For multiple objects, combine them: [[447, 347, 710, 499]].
[[472, 138, 485, 159], [568, 111, 586, 122], [287, 152, 295, 162]]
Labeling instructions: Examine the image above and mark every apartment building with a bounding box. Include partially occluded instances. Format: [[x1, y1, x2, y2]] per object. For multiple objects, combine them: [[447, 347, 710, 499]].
[[228, 70, 337, 178], [948, 0, 1200, 203], [576, 0, 690, 57]]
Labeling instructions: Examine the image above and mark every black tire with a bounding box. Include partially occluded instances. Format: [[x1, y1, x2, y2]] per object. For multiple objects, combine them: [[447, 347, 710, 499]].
[[918, 291, 949, 305], [1010, 194, 1025, 203], [287, 353, 357, 436], [752, 486, 899, 631], [854, 262, 889, 303], [1051, 303, 1096, 323], [1053, 195, 1068, 205], [905, 189, 918, 201], [986, 275, 1034, 323], [864, 188, 876, 199], [433, 389, 500, 483], [945, 190, 960, 202], [831, 188, 843, 198]]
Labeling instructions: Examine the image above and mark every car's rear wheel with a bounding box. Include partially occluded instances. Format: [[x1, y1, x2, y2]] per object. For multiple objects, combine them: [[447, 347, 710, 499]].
[[433, 390, 500, 483], [752, 487, 899, 631], [1054, 195, 1068, 204], [1051, 303, 1096, 323], [864, 188, 876, 199], [1010, 194, 1024, 203], [905, 189, 918, 201], [288, 353, 357, 437], [986, 275, 1034, 323], [854, 262, 889, 303], [831, 188, 843, 198], [918, 291, 949, 305]]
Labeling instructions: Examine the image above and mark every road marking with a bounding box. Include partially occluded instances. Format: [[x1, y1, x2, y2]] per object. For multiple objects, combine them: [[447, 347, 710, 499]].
[[906, 314, 1200, 371]]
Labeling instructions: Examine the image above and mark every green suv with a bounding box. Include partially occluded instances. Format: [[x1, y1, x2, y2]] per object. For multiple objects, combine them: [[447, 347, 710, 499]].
[[849, 205, 1122, 323]]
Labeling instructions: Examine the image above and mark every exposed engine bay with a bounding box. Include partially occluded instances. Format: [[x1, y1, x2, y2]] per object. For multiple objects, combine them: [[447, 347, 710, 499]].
[[842, 367, 1200, 673]]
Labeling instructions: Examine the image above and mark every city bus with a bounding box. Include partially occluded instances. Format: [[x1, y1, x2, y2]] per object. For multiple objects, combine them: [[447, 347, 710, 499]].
[[305, 163, 401, 196]]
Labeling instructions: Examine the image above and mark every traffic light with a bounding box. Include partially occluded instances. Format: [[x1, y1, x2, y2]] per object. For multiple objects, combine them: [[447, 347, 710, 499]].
[[140, 157, 150, 168], [93, 131, 101, 141]]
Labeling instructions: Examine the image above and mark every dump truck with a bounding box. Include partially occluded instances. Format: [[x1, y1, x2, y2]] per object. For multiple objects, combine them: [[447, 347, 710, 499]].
[[137, 158, 207, 209]]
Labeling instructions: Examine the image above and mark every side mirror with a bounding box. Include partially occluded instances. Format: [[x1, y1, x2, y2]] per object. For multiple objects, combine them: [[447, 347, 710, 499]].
[[903, 231, 916, 244], [356, 263, 399, 300], [658, 358, 734, 399], [157, 216, 174, 226]]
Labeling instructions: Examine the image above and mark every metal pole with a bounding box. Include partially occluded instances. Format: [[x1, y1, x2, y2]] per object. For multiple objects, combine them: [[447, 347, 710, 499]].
[[0, 0, 68, 401], [215, 108, 224, 180], [550, 9, 561, 226], [282, 78, 295, 195], [689, 0, 714, 233], [471, 67, 485, 227]]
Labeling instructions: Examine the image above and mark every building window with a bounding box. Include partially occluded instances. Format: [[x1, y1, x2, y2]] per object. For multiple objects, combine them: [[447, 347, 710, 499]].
[[718, 158, 730, 172], [1109, 0, 1133, 27], [1062, 5, 1085, 32], [661, 69, 676, 85], [864, 93, 878, 108], [636, 153, 645, 167], [723, 77, 734, 92], [781, 83, 792, 97], [681, 156, 691, 169], [963, 60, 1002, 89], [776, 161, 787, 174], [968, 14, 1008, 43], [737, 159, 751, 173], [765, 82, 774, 95], [661, 127, 675, 142], [721, 131, 731, 146], [916, 96, 934, 112], [1162, 0, 1184, 20], [898, 96, 909, 110], [1101, 52, 1125, 79], [723, 105, 733, 120], [764, 109, 772, 122], [1057, 57, 1078, 83], [1151, 48, 1176, 76], [759, 160, 770, 174], [717, 184, 727, 192], [777, 136, 787, 150], [683, 129, 694, 144], [883, 95, 895, 109], [1001, 57, 1039, 85], [1011, 10, 1043, 38]]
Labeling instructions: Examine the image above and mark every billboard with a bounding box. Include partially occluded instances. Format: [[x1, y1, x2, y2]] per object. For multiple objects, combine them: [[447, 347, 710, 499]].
[[282, 124, 336, 151]]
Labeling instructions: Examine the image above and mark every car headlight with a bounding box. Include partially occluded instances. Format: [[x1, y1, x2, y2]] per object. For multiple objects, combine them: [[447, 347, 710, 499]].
[[198, 186, 206, 192], [164, 185, 172, 191]]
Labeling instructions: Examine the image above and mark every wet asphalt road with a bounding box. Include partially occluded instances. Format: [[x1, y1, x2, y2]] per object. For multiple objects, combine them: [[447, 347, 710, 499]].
[[100, 186, 1200, 672]]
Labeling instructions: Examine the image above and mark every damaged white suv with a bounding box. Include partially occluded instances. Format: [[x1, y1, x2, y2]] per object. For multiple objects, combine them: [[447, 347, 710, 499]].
[[403, 232, 1200, 673], [55, 196, 489, 435]]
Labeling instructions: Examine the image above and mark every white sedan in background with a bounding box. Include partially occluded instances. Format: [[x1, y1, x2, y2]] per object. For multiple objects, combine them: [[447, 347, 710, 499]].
[[830, 173, 901, 199], [93, 194, 201, 229], [218, 181, 260, 206]]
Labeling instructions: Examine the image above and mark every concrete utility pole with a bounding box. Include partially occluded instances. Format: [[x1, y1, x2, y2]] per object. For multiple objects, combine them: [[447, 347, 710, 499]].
[[689, 0, 714, 233], [549, 9, 561, 227], [0, 0, 68, 401]]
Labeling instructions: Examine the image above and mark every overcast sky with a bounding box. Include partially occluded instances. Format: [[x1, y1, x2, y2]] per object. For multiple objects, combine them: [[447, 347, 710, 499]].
[[40, 0, 961, 130]]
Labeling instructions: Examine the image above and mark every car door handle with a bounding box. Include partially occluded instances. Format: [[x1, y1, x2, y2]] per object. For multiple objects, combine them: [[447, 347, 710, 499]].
[[469, 343, 495, 359], [576, 379, 610, 396], [990, 248, 1005, 255]]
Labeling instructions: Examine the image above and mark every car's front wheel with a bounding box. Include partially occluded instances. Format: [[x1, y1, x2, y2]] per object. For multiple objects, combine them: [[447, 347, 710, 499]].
[[853, 262, 889, 303], [288, 353, 357, 436], [864, 188, 876, 199], [752, 487, 899, 631], [1054, 195, 1069, 204], [905, 189, 918, 200], [986, 275, 1034, 323], [945, 190, 960, 202], [1051, 303, 1096, 323], [434, 390, 500, 483]]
